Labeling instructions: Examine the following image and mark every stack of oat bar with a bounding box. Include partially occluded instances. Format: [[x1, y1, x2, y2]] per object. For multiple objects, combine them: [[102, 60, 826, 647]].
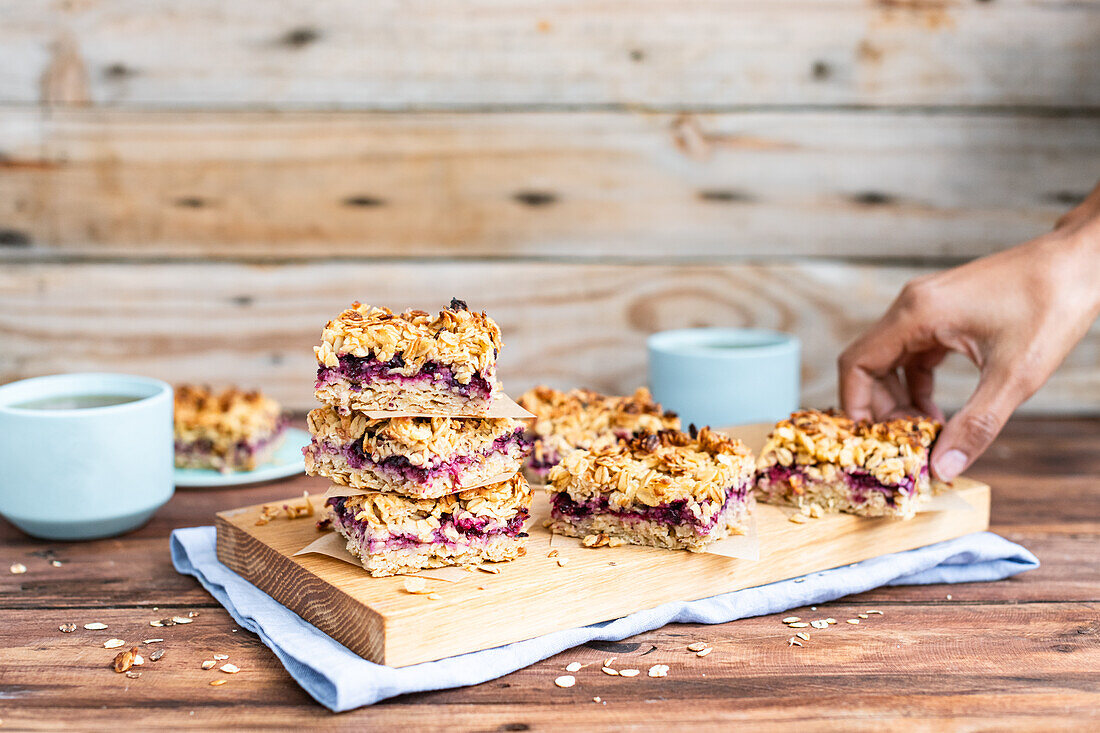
[[304, 299, 533, 577]]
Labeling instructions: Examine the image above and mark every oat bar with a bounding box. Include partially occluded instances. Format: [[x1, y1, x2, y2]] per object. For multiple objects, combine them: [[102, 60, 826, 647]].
[[547, 427, 754, 552], [517, 386, 680, 480], [173, 385, 287, 472], [304, 407, 530, 498], [314, 299, 501, 415], [324, 474, 532, 577], [755, 409, 940, 520]]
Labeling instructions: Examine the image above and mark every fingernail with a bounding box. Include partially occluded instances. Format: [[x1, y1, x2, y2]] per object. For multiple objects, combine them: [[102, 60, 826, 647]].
[[934, 449, 968, 481]]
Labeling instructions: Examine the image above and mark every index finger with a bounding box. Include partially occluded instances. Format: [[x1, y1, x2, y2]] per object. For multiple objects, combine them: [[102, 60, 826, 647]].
[[838, 317, 911, 421]]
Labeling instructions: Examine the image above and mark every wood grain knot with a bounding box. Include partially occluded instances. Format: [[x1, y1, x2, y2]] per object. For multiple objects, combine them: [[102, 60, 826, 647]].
[[174, 197, 209, 208], [851, 191, 896, 206], [584, 640, 640, 653], [342, 195, 386, 208], [513, 191, 557, 207], [0, 229, 32, 247], [281, 27, 321, 48], [1045, 191, 1086, 206], [104, 63, 136, 79], [698, 189, 754, 203]]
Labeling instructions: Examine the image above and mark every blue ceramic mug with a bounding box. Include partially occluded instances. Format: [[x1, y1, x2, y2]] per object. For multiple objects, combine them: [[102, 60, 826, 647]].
[[647, 329, 800, 429], [0, 373, 174, 540]]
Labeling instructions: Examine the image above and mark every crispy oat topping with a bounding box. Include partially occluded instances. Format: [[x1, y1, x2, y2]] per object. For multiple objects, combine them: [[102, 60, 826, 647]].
[[757, 409, 940, 486], [314, 301, 502, 383], [518, 386, 680, 467], [173, 384, 283, 449], [331, 473, 532, 541], [307, 406, 521, 467], [548, 427, 754, 508]]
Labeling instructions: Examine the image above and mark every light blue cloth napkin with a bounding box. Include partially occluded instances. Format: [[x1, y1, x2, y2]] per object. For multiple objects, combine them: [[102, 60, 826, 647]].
[[171, 527, 1037, 711]]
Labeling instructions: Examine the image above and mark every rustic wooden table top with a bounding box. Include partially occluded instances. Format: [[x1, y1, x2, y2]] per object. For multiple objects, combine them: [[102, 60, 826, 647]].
[[3, 416, 1098, 731]]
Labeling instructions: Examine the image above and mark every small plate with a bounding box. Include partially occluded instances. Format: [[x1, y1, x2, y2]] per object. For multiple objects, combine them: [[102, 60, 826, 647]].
[[175, 428, 311, 489]]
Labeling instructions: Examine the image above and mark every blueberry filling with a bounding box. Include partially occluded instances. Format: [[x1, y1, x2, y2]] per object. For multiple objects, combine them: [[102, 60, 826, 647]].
[[761, 464, 925, 507], [326, 496, 529, 552], [314, 429, 530, 485], [316, 354, 494, 399], [549, 480, 750, 537]]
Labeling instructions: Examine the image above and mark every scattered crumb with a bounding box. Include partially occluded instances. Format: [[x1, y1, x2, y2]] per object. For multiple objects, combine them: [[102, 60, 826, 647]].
[[601, 667, 618, 676], [796, 632, 809, 641], [125, 671, 141, 679], [477, 565, 500, 575], [566, 662, 582, 673], [648, 664, 669, 678], [201, 660, 216, 670], [103, 639, 126, 649], [50, 560, 63, 568], [788, 638, 802, 647], [788, 622, 809, 628], [171, 616, 193, 625], [826, 618, 837, 625], [946, 594, 952, 600], [695, 647, 713, 658], [847, 619, 860, 625], [112, 647, 138, 673], [403, 577, 428, 594], [547, 550, 559, 558], [59, 624, 77, 633], [619, 669, 640, 677], [143, 638, 164, 644], [133, 654, 145, 666], [867, 610, 883, 615], [604, 657, 616, 667], [9, 563, 26, 575], [557, 558, 570, 567], [84, 622, 108, 631], [593, 697, 602, 703], [427, 593, 442, 600], [213, 654, 229, 661], [810, 620, 829, 629], [554, 675, 576, 688], [686, 642, 708, 652], [150, 649, 166, 662], [209, 679, 227, 687], [781, 617, 800, 624], [220, 663, 240, 674]]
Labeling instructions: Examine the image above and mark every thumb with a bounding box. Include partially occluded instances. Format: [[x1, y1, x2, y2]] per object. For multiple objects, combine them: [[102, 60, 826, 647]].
[[931, 375, 1022, 482]]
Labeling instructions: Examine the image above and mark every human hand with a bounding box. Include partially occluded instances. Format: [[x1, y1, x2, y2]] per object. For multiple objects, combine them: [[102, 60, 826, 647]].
[[838, 182, 1100, 481]]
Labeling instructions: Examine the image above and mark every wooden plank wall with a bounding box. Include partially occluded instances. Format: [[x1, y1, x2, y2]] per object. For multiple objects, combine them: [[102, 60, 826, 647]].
[[1, 0, 1099, 413]]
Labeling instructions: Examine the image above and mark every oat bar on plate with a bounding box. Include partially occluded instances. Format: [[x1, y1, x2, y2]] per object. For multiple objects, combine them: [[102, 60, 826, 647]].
[[173, 385, 287, 472], [314, 299, 501, 415], [517, 386, 680, 480], [324, 474, 532, 577], [547, 427, 754, 552], [304, 407, 530, 498], [755, 409, 940, 520]]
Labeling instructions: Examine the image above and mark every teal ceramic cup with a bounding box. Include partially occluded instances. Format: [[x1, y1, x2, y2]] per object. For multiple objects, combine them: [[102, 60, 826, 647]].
[[0, 373, 174, 540], [648, 329, 801, 428]]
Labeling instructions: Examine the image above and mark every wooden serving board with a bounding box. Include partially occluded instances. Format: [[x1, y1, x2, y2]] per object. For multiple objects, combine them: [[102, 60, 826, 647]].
[[215, 425, 990, 667]]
